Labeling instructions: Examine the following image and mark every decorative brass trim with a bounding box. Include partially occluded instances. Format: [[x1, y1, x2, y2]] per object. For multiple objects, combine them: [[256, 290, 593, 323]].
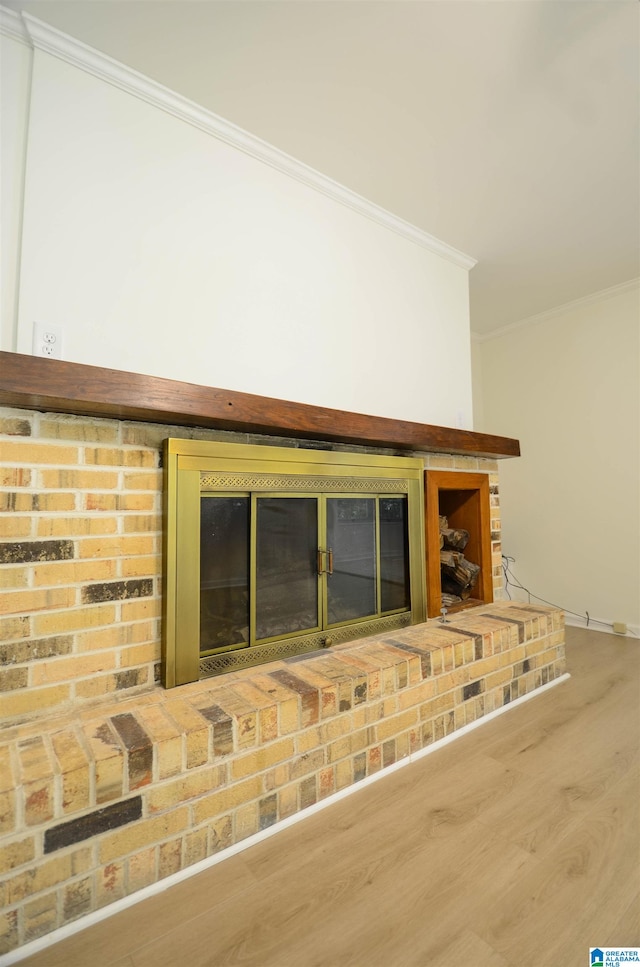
[[199, 612, 413, 678], [200, 472, 408, 492]]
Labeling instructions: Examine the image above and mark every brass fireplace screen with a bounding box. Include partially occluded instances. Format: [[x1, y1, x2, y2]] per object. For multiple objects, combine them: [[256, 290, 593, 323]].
[[163, 439, 426, 687]]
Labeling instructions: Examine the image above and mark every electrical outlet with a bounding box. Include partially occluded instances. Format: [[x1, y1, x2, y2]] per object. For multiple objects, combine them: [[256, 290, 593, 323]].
[[32, 322, 63, 359], [613, 622, 627, 635]]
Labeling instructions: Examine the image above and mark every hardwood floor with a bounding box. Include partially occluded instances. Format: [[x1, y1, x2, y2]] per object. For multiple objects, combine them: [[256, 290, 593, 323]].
[[19, 627, 640, 967]]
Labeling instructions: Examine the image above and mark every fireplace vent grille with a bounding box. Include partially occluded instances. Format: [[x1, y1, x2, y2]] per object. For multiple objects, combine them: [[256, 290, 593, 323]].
[[199, 612, 413, 677], [200, 473, 408, 492]]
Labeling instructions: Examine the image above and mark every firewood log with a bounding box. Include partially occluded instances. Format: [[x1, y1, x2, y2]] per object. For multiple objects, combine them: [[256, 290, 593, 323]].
[[440, 549, 462, 568], [441, 527, 470, 551], [440, 555, 480, 594], [441, 592, 462, 607]]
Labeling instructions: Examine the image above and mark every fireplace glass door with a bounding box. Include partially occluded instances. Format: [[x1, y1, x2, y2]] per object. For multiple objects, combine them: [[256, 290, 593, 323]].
[[325, 497, 410, 624], [199, 492, 410, 658], [255, 497, 320, 640], [163, 438, 426, 686]]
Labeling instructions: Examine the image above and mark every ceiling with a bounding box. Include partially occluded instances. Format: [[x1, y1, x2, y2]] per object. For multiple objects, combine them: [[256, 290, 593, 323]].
[[4, 0, 639, 335]]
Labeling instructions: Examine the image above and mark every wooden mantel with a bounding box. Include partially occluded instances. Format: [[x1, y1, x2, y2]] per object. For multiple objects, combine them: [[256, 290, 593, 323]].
[[0, 352, 520, 459]]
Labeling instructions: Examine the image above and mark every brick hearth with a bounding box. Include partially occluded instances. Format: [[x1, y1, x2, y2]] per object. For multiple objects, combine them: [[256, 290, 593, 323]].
[[0, 599, 565, 953]]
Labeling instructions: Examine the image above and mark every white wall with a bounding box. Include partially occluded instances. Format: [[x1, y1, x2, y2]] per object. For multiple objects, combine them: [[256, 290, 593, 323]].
[[474, 282, 640, 634], [470, 335, 485, 430], [3, 26, 474, 429], [0, 26, 32, 354]]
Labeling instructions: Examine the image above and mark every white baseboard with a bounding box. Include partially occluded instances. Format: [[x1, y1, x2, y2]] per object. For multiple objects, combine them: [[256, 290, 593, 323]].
[[0, 672, 570, 966], [564, 614, 639, 639], [500, 589, 639, 640], [564, 613, 640, 640]]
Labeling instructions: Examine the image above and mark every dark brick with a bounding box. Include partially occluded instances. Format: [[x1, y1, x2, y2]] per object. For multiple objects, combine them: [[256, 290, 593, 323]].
[[0, 667, 28, 690], [44, 797, 142, 853], [353, 752, 367, 782], [0, 636, 73, 666], [63, 877, 92, 921], [213, 718, 234, 757], [434, 626, 483, 655], [259, 794, 278, 830], [115, 668, 147, 690], [512, 659, 531, 679], [0, 540, 74, 564], [198, 703, 234, 756], [384, 638, 432, 678], [299, 776, 317, 809], [269, 669, 319, 726], [382, 739, 396, 768], [1, 418, 31, 436], [81, 579, 153, 604], [391, 659, 406, 689], [111, 714, 153, 789], [463, 680, 483, 701], [354, 681, 367, 704], [94, 722, 122, 753], [480, 612, 525, 643]]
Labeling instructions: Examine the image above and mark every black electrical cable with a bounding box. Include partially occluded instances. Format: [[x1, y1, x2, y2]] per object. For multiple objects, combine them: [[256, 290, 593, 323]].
[[501, 555, 638, 636]]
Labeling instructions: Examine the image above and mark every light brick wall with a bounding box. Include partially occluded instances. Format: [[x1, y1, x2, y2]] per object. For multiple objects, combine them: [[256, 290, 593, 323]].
[[0, 409, 163, 724], [0, 406, 502, 727], [0, 405, 511, 954]]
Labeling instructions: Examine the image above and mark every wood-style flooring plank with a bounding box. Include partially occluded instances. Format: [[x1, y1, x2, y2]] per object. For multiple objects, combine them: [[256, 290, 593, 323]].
[[18, 855, 259, 967], [428, 929, 510, 967], [471, 767, 640, 967], [612, 891, 640, 944]]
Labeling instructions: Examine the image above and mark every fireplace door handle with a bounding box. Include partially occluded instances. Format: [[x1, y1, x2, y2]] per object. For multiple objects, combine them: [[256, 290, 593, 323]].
[[317, 549, 334, 575]]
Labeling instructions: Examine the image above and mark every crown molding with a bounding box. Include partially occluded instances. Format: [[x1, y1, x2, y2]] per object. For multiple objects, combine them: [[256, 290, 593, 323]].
[[10, 11, 476, 271], [473, 277, 640, 343], [0, 4, 30, 45]]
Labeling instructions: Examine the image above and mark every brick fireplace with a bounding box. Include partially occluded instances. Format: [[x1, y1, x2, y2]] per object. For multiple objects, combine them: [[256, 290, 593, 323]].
[[0, 352, 566, 956]]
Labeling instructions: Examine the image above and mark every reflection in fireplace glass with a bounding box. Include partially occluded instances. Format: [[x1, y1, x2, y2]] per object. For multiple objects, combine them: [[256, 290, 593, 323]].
[[199, 492, 411, 657], [256, 498, 319, 640], [200, 497, 249, 653], [380, 497, 410, 612], [327, 498, 376, 624]]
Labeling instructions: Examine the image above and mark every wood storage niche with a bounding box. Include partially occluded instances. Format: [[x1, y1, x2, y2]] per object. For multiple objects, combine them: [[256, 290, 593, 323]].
[[424, 470, 493, 618]]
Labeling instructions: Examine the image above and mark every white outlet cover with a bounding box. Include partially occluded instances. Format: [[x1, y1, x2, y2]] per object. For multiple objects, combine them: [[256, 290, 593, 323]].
[[32, 322, 63, 359]]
